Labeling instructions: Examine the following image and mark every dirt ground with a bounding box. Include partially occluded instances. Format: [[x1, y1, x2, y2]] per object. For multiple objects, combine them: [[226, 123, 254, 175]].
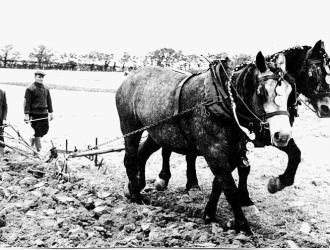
[[0, 85, 330, 247]]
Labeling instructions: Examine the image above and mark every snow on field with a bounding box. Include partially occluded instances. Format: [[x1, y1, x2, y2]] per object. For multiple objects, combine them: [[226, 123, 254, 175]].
[[0, 69, 124, 151], [0, 68, 125, 91]]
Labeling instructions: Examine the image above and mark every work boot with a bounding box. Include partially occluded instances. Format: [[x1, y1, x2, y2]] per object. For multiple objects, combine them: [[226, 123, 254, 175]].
[[34, 137, 42, 152]]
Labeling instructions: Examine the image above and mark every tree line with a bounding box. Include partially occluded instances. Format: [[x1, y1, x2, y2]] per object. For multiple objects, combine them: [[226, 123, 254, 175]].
[[0, 44, 253, 72]]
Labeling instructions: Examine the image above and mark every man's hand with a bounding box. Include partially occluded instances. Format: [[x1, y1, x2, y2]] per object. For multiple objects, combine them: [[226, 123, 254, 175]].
[[49, 113, 53, 121], [2, 120, 7, 126], [24, 114, 30, 123]]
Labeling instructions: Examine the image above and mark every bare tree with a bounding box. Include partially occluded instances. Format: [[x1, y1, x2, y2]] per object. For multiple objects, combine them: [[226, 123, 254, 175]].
[[186, 54, 205, 70], [120, 52, 131, 70], [59, 52, 78, 62], [149, 48, 177, 67], [0, 44, 21, 68], [29, 45, 54, 69], [84, 51, 114, 71], [98, 52, 114, 71], [231, 53, 253, 67]]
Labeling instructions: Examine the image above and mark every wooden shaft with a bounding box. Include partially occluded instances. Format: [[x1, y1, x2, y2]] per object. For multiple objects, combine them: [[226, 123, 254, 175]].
[[69, 147, 124, 158]]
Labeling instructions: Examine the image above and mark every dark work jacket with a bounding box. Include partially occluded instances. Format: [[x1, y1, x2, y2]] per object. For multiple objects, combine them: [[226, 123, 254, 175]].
[[0, 89, 8, 123], [24, 82, 53, 115]]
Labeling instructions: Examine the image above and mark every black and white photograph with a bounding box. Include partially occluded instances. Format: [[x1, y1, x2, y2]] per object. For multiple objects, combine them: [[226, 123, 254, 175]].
[[0, 0, 329, 248]]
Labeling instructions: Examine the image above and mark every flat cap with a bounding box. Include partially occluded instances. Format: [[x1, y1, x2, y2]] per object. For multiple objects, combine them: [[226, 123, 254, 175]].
[[35, 70, 46, 76]]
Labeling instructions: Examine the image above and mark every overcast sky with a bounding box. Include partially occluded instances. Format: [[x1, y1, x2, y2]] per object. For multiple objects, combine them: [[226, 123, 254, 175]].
[[1, 0, 329, 57]]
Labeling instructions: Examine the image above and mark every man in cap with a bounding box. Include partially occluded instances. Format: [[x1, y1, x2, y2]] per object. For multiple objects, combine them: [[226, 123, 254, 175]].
[[24, 70, 53, 152], [0, 87, 8, 156]]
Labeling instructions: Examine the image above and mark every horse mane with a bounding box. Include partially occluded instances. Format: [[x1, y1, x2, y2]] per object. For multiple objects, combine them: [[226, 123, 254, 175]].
[[234, 61, 253, 72], [232, 62, 257, 104], [266, 45, 310, 62], [266, 45, 311, 74]]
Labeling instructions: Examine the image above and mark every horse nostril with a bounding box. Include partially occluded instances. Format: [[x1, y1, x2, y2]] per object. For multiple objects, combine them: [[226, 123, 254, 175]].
[[281, 134, 289, 143], [274, 132, 289, 143], [274, 132, 280, 141], [321, 105, 330, 114]]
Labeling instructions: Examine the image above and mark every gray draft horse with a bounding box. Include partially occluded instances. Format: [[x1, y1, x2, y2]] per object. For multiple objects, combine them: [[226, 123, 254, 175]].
[[116, 52, 294, 234], [155, 40, 330, 215]]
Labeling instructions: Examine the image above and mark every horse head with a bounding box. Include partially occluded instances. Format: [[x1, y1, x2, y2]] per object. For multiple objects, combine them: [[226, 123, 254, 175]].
[[253, 52, 293, 147], [300, 40, 330, 117]]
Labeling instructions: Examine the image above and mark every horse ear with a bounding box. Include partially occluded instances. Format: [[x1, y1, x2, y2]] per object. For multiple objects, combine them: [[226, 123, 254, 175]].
[[275, 53, 287, 73], [256, 51, 267, 73], [312, 40, 325, 52]]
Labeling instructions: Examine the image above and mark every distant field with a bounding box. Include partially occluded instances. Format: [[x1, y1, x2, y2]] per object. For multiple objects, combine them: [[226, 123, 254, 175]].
[[0, 68, 125, 92]]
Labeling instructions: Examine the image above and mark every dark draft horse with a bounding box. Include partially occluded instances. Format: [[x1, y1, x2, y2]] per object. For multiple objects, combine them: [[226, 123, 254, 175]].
[[116, 51, 296, 234], [156, 40, 330, 215]]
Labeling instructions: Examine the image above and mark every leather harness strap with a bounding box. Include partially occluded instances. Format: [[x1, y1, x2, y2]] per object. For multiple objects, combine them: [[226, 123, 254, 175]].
[[173, 74, 195, 116]]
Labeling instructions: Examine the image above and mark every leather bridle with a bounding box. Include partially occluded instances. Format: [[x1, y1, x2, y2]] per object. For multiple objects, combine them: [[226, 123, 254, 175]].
[[301, 53, 330, 99], [210, 60, 295, 139]]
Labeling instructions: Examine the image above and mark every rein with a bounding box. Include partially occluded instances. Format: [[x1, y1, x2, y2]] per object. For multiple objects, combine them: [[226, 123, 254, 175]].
[[298, 96, 318, 114]]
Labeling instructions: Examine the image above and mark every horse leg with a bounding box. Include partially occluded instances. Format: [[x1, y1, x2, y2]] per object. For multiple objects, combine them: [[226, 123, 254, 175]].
[[137, 134, 161, 192], [185, 153, 200, 191], [155, 148, 172, 191], [268, 138, 301, 193], [204, 177, 222, 223], [237, 165, 253, 206], [123, 131, 143, 203], [156, 151, 200, 191], [205, 157, 252, 235], [237, 165, 259, 215]]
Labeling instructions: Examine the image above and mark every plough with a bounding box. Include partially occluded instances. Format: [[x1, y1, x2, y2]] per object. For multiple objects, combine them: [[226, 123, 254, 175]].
[[46, 137, 127, 181], [2, 122, 127, 182]]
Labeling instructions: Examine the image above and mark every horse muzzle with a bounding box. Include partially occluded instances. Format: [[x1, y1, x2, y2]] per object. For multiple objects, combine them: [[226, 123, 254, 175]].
[[267, 114, 292, 147], [316, 96, 330, 118], [272, 130, 291, 147]]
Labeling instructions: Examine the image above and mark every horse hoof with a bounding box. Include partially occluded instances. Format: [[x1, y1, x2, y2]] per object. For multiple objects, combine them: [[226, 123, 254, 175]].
[[124, 192, 141, 204], [204, 215, 216, 224], [142, 184, 155, 193], [268, 177, 285, 194], [225, 219, 253, 236], [155, 178, 167, 191], [203, 210, 217, 224], [141, 195, 151, 205], [242, 205, 260, 216], [124, 190, 146, 205], [188, 187, 201, 199]]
